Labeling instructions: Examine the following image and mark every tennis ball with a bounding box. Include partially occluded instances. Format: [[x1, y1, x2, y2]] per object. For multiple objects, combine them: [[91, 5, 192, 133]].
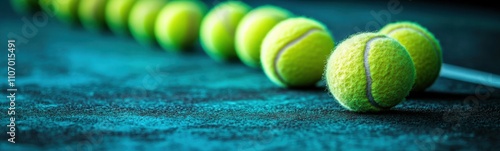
[[261, 17, 334, 88], [325, 33, 415, 112], [200, 1, 250, 61], [235, 5, 292, 68], [155, 0, 207, 52], [105, 0, 137, 37], [78, 0, 109, 33], [129, 0, 168, 47], [39, 0, 80, 26], [10, 0, 40, 15], [379, 21, 442, 91]]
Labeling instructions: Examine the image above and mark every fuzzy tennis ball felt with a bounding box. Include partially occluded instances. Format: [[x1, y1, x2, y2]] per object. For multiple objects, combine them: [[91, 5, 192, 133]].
[[105, 0, 137, 37], [379, 21, 442, 91], [261, 17, 335, 88], [10, 0, 40, 15], [78, 0, 109, 33], [39, 0, 80, 26], [200, 1, 251, 61], [235, 5, 293, 68], [325, 33, 416, 112], [155, 0, 207, 52], [129, 0, 168, 46]]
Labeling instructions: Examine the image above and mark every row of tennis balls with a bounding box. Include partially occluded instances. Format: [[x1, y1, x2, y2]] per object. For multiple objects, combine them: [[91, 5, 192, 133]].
[[203, 2, 442, 112], [35, 0, 205, 49], [33, 0, 442, 112]]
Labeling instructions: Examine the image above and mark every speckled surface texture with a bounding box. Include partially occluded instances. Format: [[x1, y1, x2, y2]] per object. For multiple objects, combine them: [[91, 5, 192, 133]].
[[1, 0, 500, 151]]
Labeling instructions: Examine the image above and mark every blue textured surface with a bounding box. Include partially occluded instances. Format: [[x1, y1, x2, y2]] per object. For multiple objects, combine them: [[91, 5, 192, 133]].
[[1, 0, 500, 151]]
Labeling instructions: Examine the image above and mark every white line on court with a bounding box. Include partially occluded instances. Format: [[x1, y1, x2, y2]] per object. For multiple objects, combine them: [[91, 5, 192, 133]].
[[440, 63, 500, 89]]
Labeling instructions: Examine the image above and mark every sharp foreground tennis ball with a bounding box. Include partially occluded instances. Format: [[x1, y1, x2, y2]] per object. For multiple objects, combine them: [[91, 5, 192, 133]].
[[39, 0, 80, 26], [379, 21, 442, 91], [325, 33, 415, 112], [155, 0, 207, 52], [78, 0, 109, 33], [129, 0, 168, 46], [261, 17, 334, 88], [10, 0, 40, 15], [200, 1, 251, 61], [105, 0, 137, 36], [235, 5, 293, 68]]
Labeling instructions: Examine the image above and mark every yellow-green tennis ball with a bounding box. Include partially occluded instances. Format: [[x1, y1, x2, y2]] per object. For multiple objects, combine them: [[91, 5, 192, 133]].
[[39, 0, 80, 26], [155, 0, 207, 52], [235, 5, 292, 68], [78, 0, 109, 33], [325, 33, 416, 112], [261, 17, 334, 88], [10, 0, 40, 15], [200, 1, 250, 61], [129, 0, 168, 47], [379, 21, 442, 91], [105, 0, 137, 37]]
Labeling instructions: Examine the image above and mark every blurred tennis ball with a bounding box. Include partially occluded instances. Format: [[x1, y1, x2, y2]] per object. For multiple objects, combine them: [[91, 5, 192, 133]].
[[155, 0, 207, 52], [261, 17, 334, 88], [10, 0, 40, 15], [129, 0, 168, 46], [200, 1, 251, 62], [39, 0, 80, 26], [325, 33, 415, 112], [78, 0, 109, 33], [235, 5, 293, 68], [105, 0, 137, 36], [379, 21, 442, 91]]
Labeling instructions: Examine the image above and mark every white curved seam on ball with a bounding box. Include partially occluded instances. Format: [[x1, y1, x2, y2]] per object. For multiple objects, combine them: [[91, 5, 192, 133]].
[[387, 27, 441, 64], [217, 7, 234, 37], [273, 28, 320, 85], [364, 37, 389, 110], [241, 15, 259, 61]]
